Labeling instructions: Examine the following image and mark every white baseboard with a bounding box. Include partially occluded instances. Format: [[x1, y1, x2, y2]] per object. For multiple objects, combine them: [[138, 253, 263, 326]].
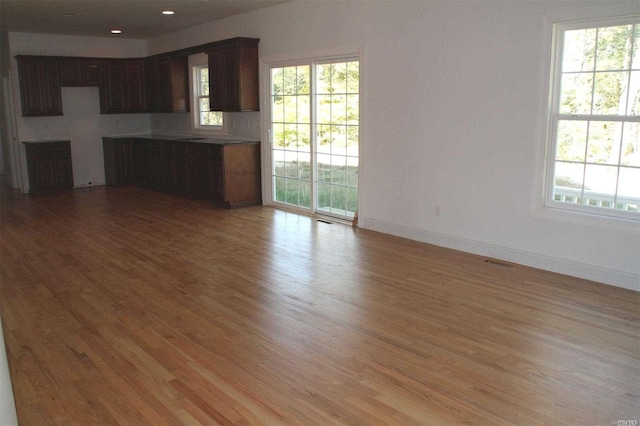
[[360, 218, 639, 292]]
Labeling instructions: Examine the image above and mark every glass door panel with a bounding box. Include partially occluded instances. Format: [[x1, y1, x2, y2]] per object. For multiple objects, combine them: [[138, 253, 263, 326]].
[[271, 65, 311, 209], [315, 61, 359, 219]]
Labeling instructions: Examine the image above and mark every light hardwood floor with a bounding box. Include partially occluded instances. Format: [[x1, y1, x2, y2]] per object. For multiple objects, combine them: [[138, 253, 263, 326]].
[[0, 186, 638, 425]]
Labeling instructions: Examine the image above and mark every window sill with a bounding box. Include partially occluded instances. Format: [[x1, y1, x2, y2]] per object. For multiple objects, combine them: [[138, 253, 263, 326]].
[[532, 204, 640, 233]]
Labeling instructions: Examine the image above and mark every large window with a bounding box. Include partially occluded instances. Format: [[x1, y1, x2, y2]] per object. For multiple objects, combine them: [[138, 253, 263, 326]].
[[193, 64, 224, 130], [546, 17, 640, 218]]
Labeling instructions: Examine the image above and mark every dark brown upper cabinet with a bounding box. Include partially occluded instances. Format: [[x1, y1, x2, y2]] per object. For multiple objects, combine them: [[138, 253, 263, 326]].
[[145, 55, 190, 113], [16, 56, 63, 117], [207, 38, 259, 112], [100, 59, 146, 114], [59, 58, 103, 87], [100, 60, 125, 113], [84, 60, 104, 86], [16, 37, 259, 117], [125, 60, 146, 113]]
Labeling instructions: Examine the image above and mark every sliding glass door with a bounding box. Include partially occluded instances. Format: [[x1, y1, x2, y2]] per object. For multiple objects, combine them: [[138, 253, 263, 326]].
[[270, 59, 359, 219]]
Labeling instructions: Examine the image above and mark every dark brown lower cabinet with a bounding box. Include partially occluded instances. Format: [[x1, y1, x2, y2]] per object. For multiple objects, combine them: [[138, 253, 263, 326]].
[[103, 137, 141, 185], [142, 141, 163, 189], [102, 137, 261, 208], [24, 140, 74, 193], [209, 145, 225, 202], [172, 143, 191, 194]]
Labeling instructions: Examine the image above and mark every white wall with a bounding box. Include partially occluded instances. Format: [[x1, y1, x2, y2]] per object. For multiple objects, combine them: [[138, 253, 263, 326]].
[[0, 320, 17, 426], [149, 0, 640, 290], [149, 111, 261, 140], [8, 33, 151, 190]]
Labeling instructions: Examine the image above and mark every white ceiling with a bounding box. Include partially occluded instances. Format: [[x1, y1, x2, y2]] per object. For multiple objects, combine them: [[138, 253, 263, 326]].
[[0, 0, 292, 40]]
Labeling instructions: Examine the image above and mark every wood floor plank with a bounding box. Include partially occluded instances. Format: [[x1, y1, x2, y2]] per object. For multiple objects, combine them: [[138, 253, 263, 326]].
[[1, 186, 638, 425]]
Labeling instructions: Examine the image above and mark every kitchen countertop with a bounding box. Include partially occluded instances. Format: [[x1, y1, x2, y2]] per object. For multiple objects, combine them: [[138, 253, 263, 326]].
[[103, 134, 260, 145]]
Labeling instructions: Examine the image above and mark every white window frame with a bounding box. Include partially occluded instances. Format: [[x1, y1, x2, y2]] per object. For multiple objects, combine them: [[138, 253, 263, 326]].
[[189, 53, 227, 134], [543, 16, 640, 223]]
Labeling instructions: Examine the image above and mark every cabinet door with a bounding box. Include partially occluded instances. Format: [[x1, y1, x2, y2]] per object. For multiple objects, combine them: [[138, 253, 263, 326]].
[[84, 60, 103, 86], [145, 56, 172, 112], [101, 60, 145, 113], [25, 141, 73, 192], [237, 40, 259, 112], [17, 57, 63, 117], [145, 58, 160, 112], [18, 57, 46, 116], [223, 43, 240, 111], [189, 143, 210, 199], [171, 56, 189, 112], [173, 143, 190, 193], [42, 59, 63, 115], [35, 156, 57, 190], [162, 142, 177, 189], [60, 59, 103, 87], [103, 137, 119, 185], [125, 60, 146, 113], [209, 144, 225, 201], [146, 143, 164, 187], [101, 60, 125, 113], [132, 141, 145, 182], [54, 155, 74, 188], [116, 140, 136, 182], [223, 144, 261, 206], [207, 46, 226, 112], [207, 39, 259, 112], [59, 59, 84, 86], [146, 55, 189, 113], [156, 57, 174, 111]]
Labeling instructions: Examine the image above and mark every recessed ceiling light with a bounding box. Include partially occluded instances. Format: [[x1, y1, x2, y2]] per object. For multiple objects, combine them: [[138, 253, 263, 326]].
[[111, 29, 122, 34], [162, 10, 175, 15]]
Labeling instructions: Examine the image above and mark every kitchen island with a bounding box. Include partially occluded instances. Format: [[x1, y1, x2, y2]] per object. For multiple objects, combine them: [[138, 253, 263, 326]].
[[103, 135, 261, 208]]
